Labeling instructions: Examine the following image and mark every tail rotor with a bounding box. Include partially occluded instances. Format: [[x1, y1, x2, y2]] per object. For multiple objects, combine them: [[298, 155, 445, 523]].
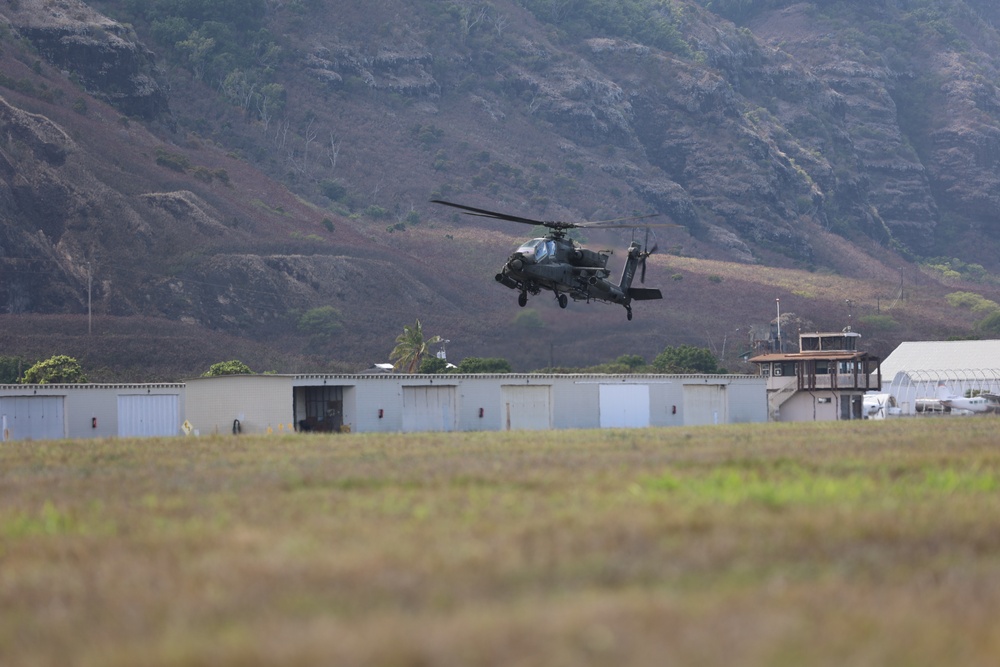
[[638, 228, 657, 284]]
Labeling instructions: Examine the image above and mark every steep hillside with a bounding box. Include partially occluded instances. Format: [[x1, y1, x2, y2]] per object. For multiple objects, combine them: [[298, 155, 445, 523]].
[[2, 0, 1000, 378]]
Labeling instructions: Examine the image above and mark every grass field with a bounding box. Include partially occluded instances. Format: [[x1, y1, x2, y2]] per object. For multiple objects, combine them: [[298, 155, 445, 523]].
[[3, 419, 1000, 666]]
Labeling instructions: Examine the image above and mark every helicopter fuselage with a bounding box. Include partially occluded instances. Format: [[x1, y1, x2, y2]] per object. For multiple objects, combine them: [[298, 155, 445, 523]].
[[431, 199, 666, 320], [495, 235, 656, 312]]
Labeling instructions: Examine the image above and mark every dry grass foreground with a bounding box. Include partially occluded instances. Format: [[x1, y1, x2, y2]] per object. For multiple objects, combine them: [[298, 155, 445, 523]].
[[2, 419, 1000, 666]]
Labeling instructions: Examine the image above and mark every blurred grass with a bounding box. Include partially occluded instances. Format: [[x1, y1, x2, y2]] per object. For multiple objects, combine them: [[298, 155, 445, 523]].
[[2, 419, 1000, 666]]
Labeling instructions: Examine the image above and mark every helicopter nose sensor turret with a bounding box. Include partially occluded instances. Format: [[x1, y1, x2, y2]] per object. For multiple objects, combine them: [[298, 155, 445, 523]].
[[495, 273, 518, 289]]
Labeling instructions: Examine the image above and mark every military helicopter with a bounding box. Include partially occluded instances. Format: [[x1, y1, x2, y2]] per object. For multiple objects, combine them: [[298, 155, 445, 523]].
[[432, 199, 672, 320]]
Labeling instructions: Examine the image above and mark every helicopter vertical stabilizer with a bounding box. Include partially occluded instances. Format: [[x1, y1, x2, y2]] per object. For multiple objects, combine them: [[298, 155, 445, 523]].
[[619, 242, 642, 292], [619, 242, 662, 301]]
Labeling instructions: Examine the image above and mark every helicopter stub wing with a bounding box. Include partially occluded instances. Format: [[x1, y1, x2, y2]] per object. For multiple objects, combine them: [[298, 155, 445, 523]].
[[570, 266, 610, 277]]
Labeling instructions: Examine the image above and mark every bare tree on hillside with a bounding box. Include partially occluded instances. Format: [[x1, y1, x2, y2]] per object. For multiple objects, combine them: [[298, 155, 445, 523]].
[[302, 118, 318, 172], [327, 133, 341, 172]]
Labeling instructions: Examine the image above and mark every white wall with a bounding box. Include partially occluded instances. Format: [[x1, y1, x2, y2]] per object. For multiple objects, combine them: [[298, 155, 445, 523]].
[[2, 374, 767, 441], [185, 375, 294, 435], [292, 374, 766, 433], [0, 384, 186, 440]]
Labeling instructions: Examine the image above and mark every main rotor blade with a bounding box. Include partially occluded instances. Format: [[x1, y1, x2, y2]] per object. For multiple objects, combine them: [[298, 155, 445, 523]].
[[576, 214, 680, 230], [430, 199, 547, 227], [432, 199, 679, 232]]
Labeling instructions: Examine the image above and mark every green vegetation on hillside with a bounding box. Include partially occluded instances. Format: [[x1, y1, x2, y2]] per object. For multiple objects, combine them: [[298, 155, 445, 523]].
[[519, 0, 689, 53], [693, 0, 788, 23], [114, 0, 286, 121], [653, 344, 726, 373], [945, 291, 1000, 334], [0, 356, 31, 384], [924, 257, 994, 284], [297, 306, 344, 339], [454, 356, 513, 373]]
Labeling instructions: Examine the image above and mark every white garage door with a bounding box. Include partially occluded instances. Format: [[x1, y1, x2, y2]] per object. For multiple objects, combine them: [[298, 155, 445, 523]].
[[402, 386, 457, 432], [683, 385, 728, 426], [0, 396, 66, 441], [501, 385, 552, 430], [599, 384, 650, 428], [118, 394, 180, 437]]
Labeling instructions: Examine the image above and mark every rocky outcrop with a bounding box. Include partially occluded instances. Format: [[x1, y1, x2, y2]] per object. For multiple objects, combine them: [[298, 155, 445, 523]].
[[746, 1, 1000, 257], [2, 0, 168, 119], [7, 0, 1000, 352], [305, 43, 438, 95]]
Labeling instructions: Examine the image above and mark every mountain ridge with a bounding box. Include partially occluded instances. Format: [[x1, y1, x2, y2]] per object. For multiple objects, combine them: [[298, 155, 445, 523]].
[[2, 0, 1000, 378]]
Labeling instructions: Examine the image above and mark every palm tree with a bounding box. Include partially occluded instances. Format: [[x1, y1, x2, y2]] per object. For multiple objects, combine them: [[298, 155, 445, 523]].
[[390, 319, 442, 373]]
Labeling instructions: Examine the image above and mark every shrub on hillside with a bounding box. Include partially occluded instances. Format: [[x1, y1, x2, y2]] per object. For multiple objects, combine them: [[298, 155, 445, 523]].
[[946, 291, 999, 313], [155, 148, 191, 172], [20, 355, 87, 384], [0, 355, 32, 383], [455, 357, 512, 373], [297, 306, 343, 340], [513, 309, 544, 329], [652, 345, 725, 374], [858, 314, 898, 331], [203, 360, 254, 376], [419, 356, 449, 374], [977, 311, 1000, 336]]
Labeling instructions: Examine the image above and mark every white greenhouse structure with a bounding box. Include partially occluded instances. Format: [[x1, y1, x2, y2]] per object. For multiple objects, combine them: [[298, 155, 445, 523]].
[[879, 340, 1000, 415]]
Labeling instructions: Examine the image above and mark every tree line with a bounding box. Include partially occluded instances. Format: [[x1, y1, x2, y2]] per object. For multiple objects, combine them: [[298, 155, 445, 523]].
[[1, 330, 726, 383]]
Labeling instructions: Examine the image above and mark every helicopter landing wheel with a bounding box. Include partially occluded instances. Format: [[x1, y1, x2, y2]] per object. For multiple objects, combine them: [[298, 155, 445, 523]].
[[557, 294, 568, 309], [518, 291, 528, 307], [626, 307, 633, 321]]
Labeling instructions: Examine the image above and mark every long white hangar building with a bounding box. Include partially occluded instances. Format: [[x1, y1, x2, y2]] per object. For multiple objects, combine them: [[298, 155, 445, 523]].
[[184, 373, 767, 435], [1, 373, 766, 440]]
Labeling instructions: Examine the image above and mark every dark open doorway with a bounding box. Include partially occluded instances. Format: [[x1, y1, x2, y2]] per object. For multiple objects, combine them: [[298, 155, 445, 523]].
[[296, 385, 344, 432]]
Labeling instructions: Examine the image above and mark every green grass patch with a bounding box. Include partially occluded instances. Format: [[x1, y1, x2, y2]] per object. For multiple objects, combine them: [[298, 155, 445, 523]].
[[3, 420, 1000, 666]]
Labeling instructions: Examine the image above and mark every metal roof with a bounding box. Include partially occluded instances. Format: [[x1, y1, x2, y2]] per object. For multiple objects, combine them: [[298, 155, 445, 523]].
[[881, 339, 1000, 380], [0, 383, 185, 390], [749, 351, 870, 363]]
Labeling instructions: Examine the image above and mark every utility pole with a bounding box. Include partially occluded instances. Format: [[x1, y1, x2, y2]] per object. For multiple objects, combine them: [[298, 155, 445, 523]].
[[87, 262, 92, 335], [775, 298, 781, 353]]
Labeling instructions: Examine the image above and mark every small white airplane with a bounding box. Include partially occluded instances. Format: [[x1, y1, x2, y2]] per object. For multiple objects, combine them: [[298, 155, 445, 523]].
[[936, 382, 1000, 414], [863, 393, 899, 419]]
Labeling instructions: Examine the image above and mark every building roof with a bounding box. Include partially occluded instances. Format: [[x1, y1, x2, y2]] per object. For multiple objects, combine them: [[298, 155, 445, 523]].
[[749, 351, 870, 363], [881, 340, 1000, 380]]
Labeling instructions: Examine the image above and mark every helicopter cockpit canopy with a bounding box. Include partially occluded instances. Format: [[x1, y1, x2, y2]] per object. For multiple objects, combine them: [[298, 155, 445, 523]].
[[517, 238, 556, 262]]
